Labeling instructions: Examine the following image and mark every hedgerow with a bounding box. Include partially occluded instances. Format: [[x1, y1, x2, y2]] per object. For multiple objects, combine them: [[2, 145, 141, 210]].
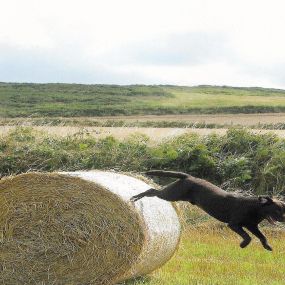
[[0, 127, 284, 195]]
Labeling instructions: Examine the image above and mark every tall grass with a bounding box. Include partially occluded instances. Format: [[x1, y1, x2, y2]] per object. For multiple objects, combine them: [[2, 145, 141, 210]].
[[3, 117, 285, 130], [1, 127, 285, 195]]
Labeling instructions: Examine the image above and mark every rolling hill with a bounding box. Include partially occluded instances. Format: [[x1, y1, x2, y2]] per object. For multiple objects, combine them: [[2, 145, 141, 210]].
[[1, 83, 285, 117]]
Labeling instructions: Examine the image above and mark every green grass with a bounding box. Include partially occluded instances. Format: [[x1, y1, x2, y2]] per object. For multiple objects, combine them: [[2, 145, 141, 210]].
[[2, 83, 285, 117], [123, 226, 285, 285], [124, 204, 285, 285], [1, 127, 285, 195]]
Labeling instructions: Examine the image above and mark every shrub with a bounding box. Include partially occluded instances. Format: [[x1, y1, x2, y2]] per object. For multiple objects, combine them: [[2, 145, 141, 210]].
[[1, 127, 285, 195]]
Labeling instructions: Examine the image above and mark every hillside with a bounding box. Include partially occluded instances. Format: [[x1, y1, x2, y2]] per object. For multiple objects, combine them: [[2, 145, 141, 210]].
[[1, 83, 285, 117]]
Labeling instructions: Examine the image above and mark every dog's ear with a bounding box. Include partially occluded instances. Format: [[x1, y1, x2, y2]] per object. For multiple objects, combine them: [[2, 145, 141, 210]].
[[258, 196, 273, 205]]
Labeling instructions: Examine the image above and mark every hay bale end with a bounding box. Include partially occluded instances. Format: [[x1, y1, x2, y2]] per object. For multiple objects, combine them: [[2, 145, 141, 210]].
[[0, 171, 181, 285]]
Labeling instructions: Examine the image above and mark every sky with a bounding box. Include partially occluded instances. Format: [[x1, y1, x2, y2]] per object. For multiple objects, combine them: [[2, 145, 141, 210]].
[[0, 0, 285, 88]]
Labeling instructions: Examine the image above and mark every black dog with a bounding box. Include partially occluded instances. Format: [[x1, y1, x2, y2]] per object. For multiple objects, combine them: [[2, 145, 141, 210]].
[[131, 170, 285, 251]]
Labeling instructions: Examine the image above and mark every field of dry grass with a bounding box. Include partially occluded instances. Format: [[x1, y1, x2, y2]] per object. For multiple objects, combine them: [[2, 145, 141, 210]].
[[81, 113, 285, 125], [1, 126, 285, 142], [2, 113, 285, 126]]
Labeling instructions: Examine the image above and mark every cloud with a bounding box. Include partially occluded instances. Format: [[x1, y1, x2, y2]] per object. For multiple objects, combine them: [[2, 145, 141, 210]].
[[102, 32, 232, 67], [1, 0, 285, 87], [0, 44, 149, 84]]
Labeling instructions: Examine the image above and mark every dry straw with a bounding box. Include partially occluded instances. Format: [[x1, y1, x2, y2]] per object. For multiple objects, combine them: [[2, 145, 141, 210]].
[[0, 171, 181, 285]]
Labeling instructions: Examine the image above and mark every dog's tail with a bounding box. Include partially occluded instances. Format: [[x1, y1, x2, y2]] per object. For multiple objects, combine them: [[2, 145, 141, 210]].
[[145, 170, 189, 179]]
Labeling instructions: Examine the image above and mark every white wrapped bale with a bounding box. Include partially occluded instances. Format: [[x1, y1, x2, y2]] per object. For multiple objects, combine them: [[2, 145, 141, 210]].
[[67, 171, 181, 282]]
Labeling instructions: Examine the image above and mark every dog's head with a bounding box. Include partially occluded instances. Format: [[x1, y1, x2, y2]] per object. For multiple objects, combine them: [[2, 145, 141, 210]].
[[259, 196, 285, 224]]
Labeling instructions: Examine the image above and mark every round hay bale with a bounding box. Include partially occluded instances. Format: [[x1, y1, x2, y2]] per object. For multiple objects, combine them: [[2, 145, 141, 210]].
[[0, 171, 181, 285]]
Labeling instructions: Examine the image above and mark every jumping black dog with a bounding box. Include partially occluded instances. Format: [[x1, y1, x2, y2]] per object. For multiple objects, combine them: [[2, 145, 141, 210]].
[[131, 170, 285, 251]]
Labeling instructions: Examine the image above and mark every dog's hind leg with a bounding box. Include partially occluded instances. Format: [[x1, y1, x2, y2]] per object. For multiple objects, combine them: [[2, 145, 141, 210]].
[[228, 224, 252, 248], [130, 188, 159, 202], [245, 225, 272, 251]]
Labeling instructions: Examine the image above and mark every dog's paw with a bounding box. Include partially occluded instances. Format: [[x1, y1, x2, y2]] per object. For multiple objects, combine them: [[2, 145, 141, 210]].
[[263, 243, 273, 251], [130, 196, 139, 202], [240, 239, 251, 248]]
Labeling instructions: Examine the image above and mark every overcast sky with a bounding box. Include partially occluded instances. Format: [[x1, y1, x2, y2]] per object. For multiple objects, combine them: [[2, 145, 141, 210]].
[[1, 0, 285, 88]]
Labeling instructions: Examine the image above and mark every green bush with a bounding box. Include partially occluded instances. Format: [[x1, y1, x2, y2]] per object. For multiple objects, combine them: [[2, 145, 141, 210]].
[[0, 127, 284, 195]]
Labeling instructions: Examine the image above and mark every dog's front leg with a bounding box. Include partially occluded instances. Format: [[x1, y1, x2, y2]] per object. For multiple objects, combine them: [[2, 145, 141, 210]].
[[130, 188, 159, 202], [245, 225, 272, 251], [228, 224, 252, 248]]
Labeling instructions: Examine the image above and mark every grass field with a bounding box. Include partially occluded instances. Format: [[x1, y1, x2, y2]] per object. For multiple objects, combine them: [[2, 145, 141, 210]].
[[2, 83, 285, 117], [124, 226, 285, 285], [1, 83, 285, 284], [123, 205, 285, 285]]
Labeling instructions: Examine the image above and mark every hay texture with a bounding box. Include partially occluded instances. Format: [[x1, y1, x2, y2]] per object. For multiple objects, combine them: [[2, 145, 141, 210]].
[[0, 171, 181, 285]]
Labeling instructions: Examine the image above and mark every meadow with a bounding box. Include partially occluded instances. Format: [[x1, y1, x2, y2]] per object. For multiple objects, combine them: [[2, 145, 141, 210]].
[[2, 83, 285, 117], [125, 224, 285, 285], [1, 83, 285, 284]]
